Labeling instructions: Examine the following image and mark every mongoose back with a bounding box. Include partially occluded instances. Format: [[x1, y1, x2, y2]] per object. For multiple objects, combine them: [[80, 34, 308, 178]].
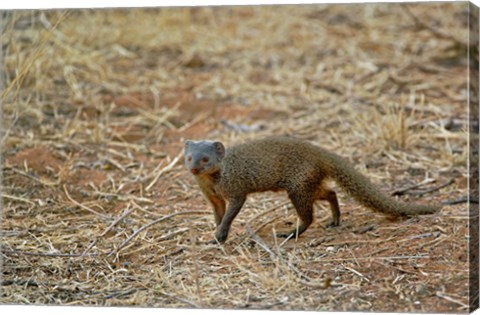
[[184, 136, 440, 243]]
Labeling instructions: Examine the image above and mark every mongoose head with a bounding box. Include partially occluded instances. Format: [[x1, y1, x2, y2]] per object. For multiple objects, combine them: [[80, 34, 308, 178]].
[[184, 140, 225, 175]]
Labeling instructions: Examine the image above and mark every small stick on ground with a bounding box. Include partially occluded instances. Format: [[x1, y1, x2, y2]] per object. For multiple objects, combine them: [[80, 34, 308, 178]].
[[436, 292, 468, 308], [344, 266, 370, 282], [409, 178, 455, 197], [443, 196, 479, 205], [9, 167, 59, 187], [2, 249, 94, 258], [145, 151, 183, 192], [108, 210, 210, 258], [2, 193, 36, 205], [316, 254, 430, 263], [245, 225, 332, 289], [391, 178, 436, 196], [79, 203, 136, 258], [63, 185, 111, 219]]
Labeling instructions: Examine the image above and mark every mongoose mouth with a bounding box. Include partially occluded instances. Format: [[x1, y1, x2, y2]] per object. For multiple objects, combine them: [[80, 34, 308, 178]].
[[190, 168, 200, 175]]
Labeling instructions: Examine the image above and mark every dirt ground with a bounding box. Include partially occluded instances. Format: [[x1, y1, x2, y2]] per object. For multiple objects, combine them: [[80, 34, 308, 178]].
[[1, 2, 477, 313]]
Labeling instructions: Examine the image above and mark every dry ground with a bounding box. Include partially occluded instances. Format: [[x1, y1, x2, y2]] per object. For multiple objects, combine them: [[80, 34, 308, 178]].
[[0, 3, 476, 312]]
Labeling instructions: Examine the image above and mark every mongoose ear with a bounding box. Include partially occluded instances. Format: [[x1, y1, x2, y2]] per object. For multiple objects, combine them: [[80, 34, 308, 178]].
[[185, 140, 193, 148], [213, 141, 225, 159]]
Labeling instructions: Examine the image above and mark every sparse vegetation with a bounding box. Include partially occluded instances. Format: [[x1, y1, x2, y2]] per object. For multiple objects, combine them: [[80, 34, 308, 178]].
[[1, 3, 473, 312]]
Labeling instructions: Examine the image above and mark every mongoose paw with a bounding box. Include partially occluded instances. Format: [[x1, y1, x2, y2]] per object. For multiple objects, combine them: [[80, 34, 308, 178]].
[[214, 229, 228, 244], [326, 219, 340, 228], [276, 231, 295, 239]]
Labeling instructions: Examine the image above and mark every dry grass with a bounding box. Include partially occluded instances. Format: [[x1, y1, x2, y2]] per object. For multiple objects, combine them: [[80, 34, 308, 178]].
[[0, 2, 475, 312]]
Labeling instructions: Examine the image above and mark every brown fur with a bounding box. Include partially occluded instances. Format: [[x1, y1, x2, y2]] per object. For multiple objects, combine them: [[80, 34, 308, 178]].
[[184, 136, 441, 243]]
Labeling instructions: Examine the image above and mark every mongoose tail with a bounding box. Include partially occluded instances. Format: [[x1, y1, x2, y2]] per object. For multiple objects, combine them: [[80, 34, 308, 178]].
[[324, 150, 441, 216]]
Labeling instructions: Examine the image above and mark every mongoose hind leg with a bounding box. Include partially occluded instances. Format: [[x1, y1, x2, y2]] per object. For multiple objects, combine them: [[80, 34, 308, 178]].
[[277, 191, 314, 239], [315, 187, 341, 228]]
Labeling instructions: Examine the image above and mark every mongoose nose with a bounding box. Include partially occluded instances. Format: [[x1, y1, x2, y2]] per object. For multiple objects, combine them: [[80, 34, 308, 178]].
[[190, 168, 200, 175]]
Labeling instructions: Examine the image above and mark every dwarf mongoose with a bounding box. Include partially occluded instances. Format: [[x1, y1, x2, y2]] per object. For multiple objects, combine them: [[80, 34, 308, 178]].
[[184, 136, 440, 243]]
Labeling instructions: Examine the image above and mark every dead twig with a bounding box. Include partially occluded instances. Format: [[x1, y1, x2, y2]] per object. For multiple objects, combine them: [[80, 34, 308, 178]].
[[393, 178, 454, 197], [8, 167, 59, 187], [2, 249, 96, 258], [245, 225, 332, 289], [108, 210, 210, 258], [442, 196, 479, 205], [408, 178, 455, 197], [391, 178, 436, 196], [79, 203, 136, 258], [105, 288, 141, 300], [145, 150, 183, 192], [63, 185, 111, 219], [1, 279, 41, 287], [436, 292, 468, 308], [90, 190, 154, 204], [316, 254, 430, 263], [1, 193, 36, 205], [344, 266, 370, 282]]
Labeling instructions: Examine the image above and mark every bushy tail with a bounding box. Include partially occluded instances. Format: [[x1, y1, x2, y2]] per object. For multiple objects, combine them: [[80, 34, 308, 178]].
[[323, 151, 441, 216]]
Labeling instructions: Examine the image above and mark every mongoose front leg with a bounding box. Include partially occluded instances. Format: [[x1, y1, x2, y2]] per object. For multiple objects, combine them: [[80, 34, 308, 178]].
[[215, 196, 246, 244], [206, 194, 226, 226]]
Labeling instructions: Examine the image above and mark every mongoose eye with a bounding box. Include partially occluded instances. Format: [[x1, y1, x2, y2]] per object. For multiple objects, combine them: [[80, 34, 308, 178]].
[[187, 156, 192, 162], [202, 157, 210, 163]]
